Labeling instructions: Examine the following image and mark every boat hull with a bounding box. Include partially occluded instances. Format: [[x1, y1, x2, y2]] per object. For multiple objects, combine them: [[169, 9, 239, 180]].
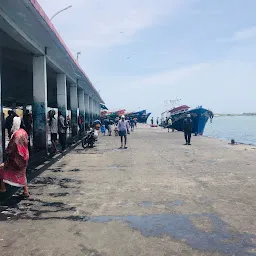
[[126, 111, 151, 123], [171, 107, 213, 135]]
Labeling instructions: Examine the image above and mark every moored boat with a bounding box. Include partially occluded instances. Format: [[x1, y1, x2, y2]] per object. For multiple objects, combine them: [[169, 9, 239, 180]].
[[101, 109, 151, 123], [162, 105, 213, 135]]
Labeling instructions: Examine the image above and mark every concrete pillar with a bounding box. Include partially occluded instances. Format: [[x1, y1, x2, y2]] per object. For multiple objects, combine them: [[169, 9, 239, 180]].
[[95, 101, 98, 119], [78, 89, 85, 131], [84, 93, 89, 129], [89, 96, 93, 124], [93, 100, 98, 119], [70, 83, 78, 136], [96, 102, 100, 118], [0, 50, 3, 162], [57, 73, 67, 119], [92, 99, 95, 121], [33, 55, 48, 151]]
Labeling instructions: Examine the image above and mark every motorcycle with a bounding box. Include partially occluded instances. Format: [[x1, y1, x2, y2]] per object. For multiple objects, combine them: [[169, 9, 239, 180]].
[[82, 129, 99, 149]]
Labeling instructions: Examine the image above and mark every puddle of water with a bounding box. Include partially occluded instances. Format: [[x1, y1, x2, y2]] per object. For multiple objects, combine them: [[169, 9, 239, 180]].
[[90, 213, 256, 255]]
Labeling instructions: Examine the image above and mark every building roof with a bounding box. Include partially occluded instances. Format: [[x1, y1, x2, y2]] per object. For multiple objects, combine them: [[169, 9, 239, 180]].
[[0, 0, 104, 103]]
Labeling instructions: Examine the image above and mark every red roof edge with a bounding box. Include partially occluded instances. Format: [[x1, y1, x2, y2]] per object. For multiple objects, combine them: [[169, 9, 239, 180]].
[[29, 0, 102, 101]]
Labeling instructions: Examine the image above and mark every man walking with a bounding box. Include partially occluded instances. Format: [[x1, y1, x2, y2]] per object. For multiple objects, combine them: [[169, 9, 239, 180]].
[[58, 111, 67, 152], [118, 115, 130, 149], [183, 114, 193, 145]]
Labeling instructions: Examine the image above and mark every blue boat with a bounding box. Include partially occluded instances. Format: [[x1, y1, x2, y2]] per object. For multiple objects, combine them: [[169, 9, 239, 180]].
[[163, 105, 213, 135], [126, 110, 151, 123]]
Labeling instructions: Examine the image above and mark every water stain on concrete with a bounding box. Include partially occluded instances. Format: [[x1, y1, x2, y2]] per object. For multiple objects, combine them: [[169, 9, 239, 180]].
[[90, 213, 256, 256], [1, 199, 256, 256], [31, 176, 82, 189], [48, 192, 69, 197], [70, 168, 81, 172]]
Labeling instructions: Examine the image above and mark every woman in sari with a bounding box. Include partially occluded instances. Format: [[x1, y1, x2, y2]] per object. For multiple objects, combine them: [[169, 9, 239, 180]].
[[0, 116, 29, 197]]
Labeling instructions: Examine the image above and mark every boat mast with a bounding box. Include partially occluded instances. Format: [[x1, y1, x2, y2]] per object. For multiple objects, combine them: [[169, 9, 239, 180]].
[[164, 98, 181, 111], [162, 98, 181, 120]]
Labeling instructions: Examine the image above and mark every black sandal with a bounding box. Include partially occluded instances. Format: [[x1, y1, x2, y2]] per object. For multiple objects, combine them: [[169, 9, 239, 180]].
[[22, 193, 30, 198]]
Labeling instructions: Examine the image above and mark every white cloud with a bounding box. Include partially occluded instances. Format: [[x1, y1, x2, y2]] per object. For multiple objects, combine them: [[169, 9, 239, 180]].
[[217, 26, 256, 42], [128, 63, 207, 89], [38, 0, 184, 51]]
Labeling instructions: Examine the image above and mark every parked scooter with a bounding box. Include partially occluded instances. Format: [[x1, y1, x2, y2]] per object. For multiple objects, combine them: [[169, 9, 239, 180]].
[[82, 128, 99, 148]]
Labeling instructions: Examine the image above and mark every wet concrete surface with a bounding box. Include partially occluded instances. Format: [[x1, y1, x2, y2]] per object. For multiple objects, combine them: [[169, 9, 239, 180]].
[[0, 125, 256, 256]]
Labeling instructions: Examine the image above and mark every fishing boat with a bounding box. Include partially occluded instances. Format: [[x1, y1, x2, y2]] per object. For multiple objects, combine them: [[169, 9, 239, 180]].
[[161, 101, 213, 135], [125, 110, 151, 123], [101, 109, 151, 123]]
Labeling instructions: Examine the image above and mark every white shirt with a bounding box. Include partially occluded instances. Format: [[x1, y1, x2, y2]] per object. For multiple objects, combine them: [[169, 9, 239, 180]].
[[118, 120, 129, 132], [50, 118, 58, 134]]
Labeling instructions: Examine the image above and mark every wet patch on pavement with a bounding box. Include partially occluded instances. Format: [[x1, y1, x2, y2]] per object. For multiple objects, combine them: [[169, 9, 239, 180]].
[[70, 168, 81, 172], [3, 202, 253, 255], [31, 176, 82, 189], [48, 192, 69, 197], [90, 213, 256, 256]]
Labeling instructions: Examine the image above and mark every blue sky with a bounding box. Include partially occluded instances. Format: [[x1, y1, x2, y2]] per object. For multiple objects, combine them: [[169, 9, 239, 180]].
[[39, 0, 256, 116]]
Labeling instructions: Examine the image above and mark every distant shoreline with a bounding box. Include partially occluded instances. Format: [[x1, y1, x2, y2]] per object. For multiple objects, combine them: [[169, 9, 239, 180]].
[[214, 114, 256, 117]]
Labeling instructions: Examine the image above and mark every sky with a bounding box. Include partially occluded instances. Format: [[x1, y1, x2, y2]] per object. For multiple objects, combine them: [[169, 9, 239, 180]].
[[38, 0, 256, 116]]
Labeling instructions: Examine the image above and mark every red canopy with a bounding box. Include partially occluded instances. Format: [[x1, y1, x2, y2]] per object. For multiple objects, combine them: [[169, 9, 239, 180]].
[[169, 105, 189, 114]]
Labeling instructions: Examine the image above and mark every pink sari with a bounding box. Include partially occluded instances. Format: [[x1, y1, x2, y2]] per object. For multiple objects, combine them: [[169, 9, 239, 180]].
[[0, 129, 29, 187]]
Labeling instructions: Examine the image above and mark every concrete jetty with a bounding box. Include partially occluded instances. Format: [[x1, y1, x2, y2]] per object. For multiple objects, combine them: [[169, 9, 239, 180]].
[[0, 125, 255, 255]]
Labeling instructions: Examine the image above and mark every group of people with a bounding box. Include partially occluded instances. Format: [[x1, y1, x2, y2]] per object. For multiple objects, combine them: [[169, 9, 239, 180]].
[[0, 109, 70, 197], [0, 115, 30, 196], [48, 110, 68, 153], [101, 115, 136, 148]]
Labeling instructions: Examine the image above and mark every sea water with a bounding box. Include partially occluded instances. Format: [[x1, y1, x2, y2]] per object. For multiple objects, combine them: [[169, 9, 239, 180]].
[[204, 116, 256, 145]]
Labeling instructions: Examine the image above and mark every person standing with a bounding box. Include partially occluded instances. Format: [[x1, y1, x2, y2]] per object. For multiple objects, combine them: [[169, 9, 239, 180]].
[[134, 118, 137, 127], [58, 111, 67, 152], [165, 117, 168, 128], [108, 119, 114, 136], [104, 118, 109, 135], [151, 117, 154, 126], [78, 115, 84, 135], [183, 114, 193, 145], [5, 110, 14, 139], [49, 110, 58, 153], [0, 117, 30, 197], [167, 118, 173, 132], [118, 115, 130, 149], [156, 117, 159, 126], [23, 110, 32, 151], [130, 117, 135, 132]]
